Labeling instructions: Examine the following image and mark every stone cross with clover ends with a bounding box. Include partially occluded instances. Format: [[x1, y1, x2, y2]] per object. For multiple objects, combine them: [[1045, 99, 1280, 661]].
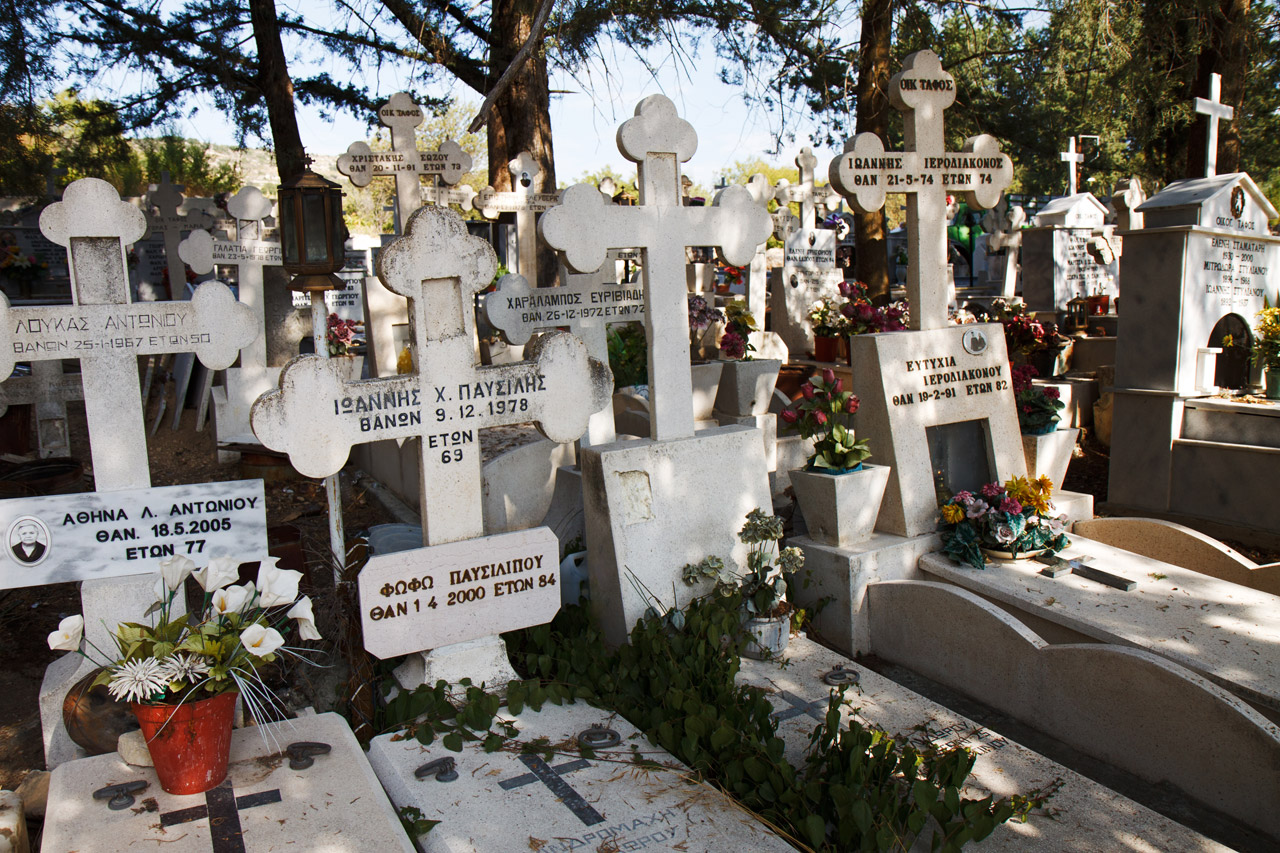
[[0, 178, 256, 490], [540, 95, 773, 442], [472, 151, 562, 281], [830, 50, 1012, 331], [337, 92, 473, 230], [147, 171, 214, 300], [252, 205, 612, 546], [1194, 73, 1234, 179], [1060, 137, 1084, 195], [774, 147, 842, 232], [178, 186, 282, 444]]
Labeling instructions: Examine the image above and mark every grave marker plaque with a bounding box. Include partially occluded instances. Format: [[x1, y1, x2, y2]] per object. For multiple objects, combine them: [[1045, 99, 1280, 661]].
[[772, 148, 844, 357]]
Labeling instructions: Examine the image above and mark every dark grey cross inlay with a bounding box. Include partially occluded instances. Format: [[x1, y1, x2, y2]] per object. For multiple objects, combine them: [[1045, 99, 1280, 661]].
[[159, 780, 282, 853], [504, 754, 604, 826], [770, 691, 829, 723]]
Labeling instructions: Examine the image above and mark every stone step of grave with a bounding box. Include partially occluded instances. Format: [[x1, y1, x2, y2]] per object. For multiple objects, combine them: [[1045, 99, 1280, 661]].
[[41, 712, 414, 852], [739, 635, 1234, 852], [1035, 374, 1100, 429], [367, 699, 796, 853], [1070, 334, 1116, 372], [918, 534, 1280, 718]]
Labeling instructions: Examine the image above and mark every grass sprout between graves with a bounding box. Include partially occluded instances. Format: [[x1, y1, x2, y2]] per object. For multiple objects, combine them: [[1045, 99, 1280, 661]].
[[376, 594, 1058, 851]]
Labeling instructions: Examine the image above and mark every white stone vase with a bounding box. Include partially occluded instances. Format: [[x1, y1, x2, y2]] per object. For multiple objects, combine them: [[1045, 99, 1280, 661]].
[[741, 615, 789, 660], [690, 361, 725, 422], [1021, 427, 1079, 488], [790, 463, 891, 548], [713, 358, 782, 417]]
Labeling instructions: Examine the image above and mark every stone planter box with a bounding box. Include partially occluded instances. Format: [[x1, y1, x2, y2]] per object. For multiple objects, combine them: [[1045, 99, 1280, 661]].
[[1022, 427, 1079, 488], [790, 463, 891, 549], [714, 359, 782, 417], [690, 361, 725, 422]]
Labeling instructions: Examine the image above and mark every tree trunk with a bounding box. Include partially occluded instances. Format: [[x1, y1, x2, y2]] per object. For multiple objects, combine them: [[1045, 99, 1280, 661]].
[[854, 0, 893, 303], [1185, 0, 1251, 178], [248, 0, 306, 183], [489, 0, 558, 287]]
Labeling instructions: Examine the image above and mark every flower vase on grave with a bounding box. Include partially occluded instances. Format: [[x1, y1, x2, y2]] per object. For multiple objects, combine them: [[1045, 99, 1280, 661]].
[[790, 464, 891, 548], [131, 691, 238, 795], [813, 336, 840, 362], [1021, 428, 1079, 489], [1266, 367, 1280, 400], [714, 358, 782, 417]]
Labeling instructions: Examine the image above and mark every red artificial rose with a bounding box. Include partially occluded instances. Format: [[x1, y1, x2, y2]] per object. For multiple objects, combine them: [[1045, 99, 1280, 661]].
[[802, 383, 815, 400]]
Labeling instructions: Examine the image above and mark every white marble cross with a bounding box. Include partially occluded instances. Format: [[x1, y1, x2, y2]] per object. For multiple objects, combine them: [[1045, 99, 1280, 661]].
[[146, 171, 213, 300], [337, 92, 473, 231], [252, 205, 611, 545], [540, 95, 773, 441], [0, 362, 83, 456], [472, 152, 562, 281], [774, 147, 841, 232], [830, 50, 1013, 331], [1195, 72, 1234, 178], [1060, 137, 1084, 195], [179, 186, 282, 444], [484, 267, 642, 446]]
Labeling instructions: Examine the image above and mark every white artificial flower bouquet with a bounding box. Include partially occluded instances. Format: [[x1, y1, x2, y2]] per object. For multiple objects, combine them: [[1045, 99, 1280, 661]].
[[48, 555, 321, 713]]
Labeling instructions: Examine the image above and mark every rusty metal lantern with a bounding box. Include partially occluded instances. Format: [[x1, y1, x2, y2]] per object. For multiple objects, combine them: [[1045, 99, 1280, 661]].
[[277, 166, 347, 292]]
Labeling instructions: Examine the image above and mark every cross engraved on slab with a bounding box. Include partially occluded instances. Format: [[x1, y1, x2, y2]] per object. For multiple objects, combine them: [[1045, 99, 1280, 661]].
[[179, 186, 282, 445], [540, 95, 773, 441], [0, 361, 84, 456], [472, 152, 562, 281], [1194, 72, 1234, 179], [252, 205, 611, 543], [484, 269, 643, 445], [498, 757, 591, 790], [1060, 137, 1084, 196], [159, 780, 282, 853], [2, 178, 256, 491], [769, 691, 829, 723], [830, 50, 1013, 331], [336, 92, 473, 230], [513, 753, 605, 826]]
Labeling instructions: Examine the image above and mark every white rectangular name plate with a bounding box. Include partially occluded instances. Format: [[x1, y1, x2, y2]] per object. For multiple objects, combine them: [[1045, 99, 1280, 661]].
[[359, 526, 560, 659], [0, 479, 267, 588]]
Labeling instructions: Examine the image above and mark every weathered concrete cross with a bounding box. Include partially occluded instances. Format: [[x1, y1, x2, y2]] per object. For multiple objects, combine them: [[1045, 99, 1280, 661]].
[[251, 205, 611, 545], [336, 92, 473, 231], [830, 50, 1012, 331], [540, 95, 773, 441], [774, 147, 841, 232], [472, 152, 562, 281], [146, 171, 213, 300], [1194, 72, 1234, 178], [1060, 136, 1084, 195], [179, 186, 282, 444]]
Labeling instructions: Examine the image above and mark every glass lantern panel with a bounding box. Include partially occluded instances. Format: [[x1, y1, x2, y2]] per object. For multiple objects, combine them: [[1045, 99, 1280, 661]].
[[330, 191, 346, 260], [303, 193, 329, 264], [280, 194, 300, 266]]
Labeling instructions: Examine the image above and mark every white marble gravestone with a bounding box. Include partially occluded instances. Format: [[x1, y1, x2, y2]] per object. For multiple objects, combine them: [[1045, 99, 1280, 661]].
[[471, 152, 561, 281], [980, 204, 1026, 299], [829, 50, 1013, 332], [0, 178, 261, 766], [1021, 192, 1118, 313], [771, 148, 844, 357], [828, 51, 1024, 538], [42, 713, 413, 852], [337, 92, 473, 232], [179, 187, 282, 447], [0, 360, 83, 456], [732, 175, 789, 361], [1195, 72, 1234, 179], [540, 95, 775, 647], [1060, 136, 1084, 196], [1111, 176, 1147, 233], [252, 205, 610, 687], [368, 700, 794, 853]]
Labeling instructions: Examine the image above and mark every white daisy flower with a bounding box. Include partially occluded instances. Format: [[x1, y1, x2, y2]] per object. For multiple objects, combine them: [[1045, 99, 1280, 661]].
[[107, 658, 169, 704], [158, 653, 210, 684]]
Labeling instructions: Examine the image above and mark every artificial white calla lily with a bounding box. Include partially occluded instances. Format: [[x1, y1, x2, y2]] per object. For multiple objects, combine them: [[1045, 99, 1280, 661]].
[[158, 554, 196, 591], [212, 583, 254, 616], [256, 560, 303, 608], [239, 623, 285, 657], [47, 614, 84, 652], [287, 596, 322, 641], [194, 556, 240, 592]]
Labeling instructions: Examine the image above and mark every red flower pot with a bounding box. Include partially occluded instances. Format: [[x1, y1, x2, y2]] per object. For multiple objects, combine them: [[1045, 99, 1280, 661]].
[[132, 691, 238, 795], [814, 335, 840, 362]]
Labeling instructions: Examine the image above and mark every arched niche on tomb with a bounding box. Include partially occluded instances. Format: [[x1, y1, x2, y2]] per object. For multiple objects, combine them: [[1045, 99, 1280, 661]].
[[1208, 313, 1254, 390]]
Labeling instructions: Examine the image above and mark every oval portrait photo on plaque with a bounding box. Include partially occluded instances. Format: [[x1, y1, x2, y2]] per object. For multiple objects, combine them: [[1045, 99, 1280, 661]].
[[7, 515, 51, 567], [962, 328, 989, 356]]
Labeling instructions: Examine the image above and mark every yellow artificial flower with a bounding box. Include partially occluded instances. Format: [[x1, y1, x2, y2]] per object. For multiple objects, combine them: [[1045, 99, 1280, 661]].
[[1034, 474, 1054, 496], [1004, 475, 1034, 505], [941, 503, 965, 524]]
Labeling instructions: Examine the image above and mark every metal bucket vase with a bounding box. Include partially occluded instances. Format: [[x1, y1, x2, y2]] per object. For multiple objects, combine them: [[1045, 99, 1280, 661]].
[[741, 616, 789, 660], [132, 691, 238, 795]]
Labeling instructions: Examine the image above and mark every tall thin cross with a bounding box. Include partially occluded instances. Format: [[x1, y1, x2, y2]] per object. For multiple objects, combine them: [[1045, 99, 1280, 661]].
[[774, 147, 841, 231], [830, 50, 1013, 331], [1060, 137, 1084, 195], [147, 171, 213, 300], [179, 186, 281, 443], [1195, 72, 1234, 178], [251, 205, 611, 546], [540, 95, 773, 441], [336, 92, 473, 232], [472, 152, 562, 281]]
